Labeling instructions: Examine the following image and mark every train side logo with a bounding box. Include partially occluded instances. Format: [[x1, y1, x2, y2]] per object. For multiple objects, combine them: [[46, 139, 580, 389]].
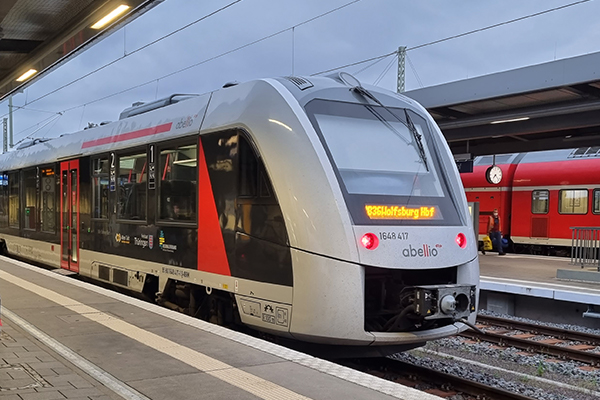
[[402, 244, 441, 258]]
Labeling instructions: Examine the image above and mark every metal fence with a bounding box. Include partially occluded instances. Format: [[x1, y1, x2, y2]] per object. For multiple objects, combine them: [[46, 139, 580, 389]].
[[570, 227, 600, 269]]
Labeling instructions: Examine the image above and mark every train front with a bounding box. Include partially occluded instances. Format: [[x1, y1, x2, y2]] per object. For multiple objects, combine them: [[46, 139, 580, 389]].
[[271, 74, 479, 350]]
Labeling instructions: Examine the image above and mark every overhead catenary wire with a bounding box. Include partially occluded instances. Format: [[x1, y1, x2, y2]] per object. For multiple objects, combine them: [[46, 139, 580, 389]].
[[353, 52, 395, 76], [311, 0, 594, 76], [1, 0, 362, 125], [5, 0, 590, 141], [373, 53, 398, 86], [406, 54, 423, 88], [10, 0, 365, 141], [13, 112, 63, 145], [2, 0, 243, 118]]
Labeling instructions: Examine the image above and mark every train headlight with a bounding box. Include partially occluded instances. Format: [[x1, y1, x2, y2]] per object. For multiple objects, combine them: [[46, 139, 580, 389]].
[[360, 233, 379, 250], [455, 233, 467, 249]]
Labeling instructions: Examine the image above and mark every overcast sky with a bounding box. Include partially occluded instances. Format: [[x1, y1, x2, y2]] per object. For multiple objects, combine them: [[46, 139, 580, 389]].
[[1, 0, 599, 146]]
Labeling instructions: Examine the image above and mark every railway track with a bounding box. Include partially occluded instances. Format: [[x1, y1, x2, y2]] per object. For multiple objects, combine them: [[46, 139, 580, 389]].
[[461, 315, 600, 366], [344, 357, 539, 400]]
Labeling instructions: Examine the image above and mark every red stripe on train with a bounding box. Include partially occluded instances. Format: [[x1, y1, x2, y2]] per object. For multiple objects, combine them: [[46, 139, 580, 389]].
[[81, 123, 173, 149], [196, 140, 231, 276]]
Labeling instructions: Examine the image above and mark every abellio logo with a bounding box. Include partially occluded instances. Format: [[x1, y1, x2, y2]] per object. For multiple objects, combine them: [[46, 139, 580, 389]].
[[402, 244, 441, 258]]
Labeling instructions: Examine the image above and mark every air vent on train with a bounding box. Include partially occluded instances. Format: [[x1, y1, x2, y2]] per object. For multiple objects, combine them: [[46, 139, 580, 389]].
[[119, 94, 199, 120], [283, 76, 314, 90]]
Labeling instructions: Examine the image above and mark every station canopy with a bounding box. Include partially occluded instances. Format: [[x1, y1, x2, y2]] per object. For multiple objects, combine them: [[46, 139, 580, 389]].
[[405, 51, 600, 156], [0, 0, 163, 101]]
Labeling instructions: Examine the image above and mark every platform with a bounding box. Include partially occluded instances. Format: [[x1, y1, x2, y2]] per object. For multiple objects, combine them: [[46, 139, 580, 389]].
[[0, 256, 441, 400], [479, 253, 600, 327]]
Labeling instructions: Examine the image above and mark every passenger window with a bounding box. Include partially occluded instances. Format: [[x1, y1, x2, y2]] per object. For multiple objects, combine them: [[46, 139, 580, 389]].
[[559, 189, 588, 214], [531, 190, 549, 214], [92, 158, 110, 219], [158, 143, 197, 221], [9, 172, 19, 228], [23, 169, 36, 230], [117, 152, 147, 220], [0, 173, 8, 228], [40, 167, 56, 233], [593, 189, 600, 214]]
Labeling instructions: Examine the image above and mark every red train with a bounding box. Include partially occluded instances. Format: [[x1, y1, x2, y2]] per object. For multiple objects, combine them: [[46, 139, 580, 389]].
[[460, 148, 600, 252]]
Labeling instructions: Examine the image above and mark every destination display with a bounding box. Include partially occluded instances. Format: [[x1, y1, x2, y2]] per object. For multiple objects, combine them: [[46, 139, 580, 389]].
[[364, 205, 442, 220]]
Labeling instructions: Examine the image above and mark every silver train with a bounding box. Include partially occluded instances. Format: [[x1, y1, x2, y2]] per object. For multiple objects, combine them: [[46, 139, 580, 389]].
[[0, 73, 479, 353]]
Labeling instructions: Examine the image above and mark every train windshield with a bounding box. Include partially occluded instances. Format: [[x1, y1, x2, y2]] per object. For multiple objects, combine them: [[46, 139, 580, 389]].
[[313, 112, 443, 197], [306, 99, 461, 226]]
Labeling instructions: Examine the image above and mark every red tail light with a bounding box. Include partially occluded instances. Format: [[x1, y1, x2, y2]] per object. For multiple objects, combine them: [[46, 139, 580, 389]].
[[360, 233, 379, 250], [456, 233, 467, 248]]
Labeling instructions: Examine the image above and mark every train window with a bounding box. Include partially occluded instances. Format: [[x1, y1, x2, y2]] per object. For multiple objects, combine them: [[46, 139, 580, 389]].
[[40, 167, 56, 233], [23, 169, 37, 230], [238, 135, 274, 199], [531, 190, 549, 214], [239, 137, 258, 197], [158, 143, 197, 221], [92, 158, 109, 219], [0, 173, 7, 228], [559, 189, 588, 214], [594, 189, 600, 214], [117, 152, 147, 221], [8, 172, 19, 228]]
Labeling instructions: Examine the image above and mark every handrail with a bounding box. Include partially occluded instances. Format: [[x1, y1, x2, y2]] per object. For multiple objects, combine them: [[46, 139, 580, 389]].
[[570, 227, 600, 270]]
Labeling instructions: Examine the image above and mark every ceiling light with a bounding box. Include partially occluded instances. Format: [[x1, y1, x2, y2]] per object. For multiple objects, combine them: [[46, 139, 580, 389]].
[[16, 69, 37, 82], [490, 117, 530, 125], [91, 5, 131, 29]]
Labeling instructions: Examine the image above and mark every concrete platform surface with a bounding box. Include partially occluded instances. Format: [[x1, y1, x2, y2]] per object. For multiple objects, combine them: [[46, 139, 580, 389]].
[[0, 256, 441, 400], [479, 253, 600, 305]]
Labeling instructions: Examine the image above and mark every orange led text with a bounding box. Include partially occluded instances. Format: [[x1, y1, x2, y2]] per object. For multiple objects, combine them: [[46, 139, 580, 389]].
[[365, 205, 436, 220]]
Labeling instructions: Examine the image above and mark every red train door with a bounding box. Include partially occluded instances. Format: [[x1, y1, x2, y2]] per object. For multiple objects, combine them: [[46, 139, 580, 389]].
[[60, 160, 79, 272]]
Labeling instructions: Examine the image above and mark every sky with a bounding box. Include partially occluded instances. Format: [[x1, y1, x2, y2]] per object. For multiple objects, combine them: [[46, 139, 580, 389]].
[[1, 0, 600, 146]]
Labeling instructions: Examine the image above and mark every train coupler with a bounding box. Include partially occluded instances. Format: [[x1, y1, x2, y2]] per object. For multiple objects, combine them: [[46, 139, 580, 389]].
[[414, 284, 476, 320]]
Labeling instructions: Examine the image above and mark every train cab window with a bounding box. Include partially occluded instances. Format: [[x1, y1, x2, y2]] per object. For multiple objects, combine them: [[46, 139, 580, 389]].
[[158, 143, 197, 222], [559, 189, 588, 214], [40, 167, 56, 233], [117, 152, 147, 221], [92, 158, 110, 219], [531, 190, 549, 214], [593, 189, 600, 214], [238, 135, 274, 200], [239, 137, 258, 198], [8, 172, 19, 228], [23, 169, 37, 230], [0, 174, 8, 228]]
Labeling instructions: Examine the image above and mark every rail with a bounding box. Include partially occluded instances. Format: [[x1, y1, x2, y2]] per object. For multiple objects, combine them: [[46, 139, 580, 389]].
[[570, 227, 600, 269]]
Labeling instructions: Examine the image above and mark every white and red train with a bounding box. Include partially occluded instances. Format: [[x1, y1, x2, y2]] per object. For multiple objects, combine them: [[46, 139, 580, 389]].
[[461, 148, 600, 250], [0, 73, 478, 354]]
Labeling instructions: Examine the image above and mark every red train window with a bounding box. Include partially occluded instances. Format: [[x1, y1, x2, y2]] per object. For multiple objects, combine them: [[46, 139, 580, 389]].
[[531, 190, 549, 214]]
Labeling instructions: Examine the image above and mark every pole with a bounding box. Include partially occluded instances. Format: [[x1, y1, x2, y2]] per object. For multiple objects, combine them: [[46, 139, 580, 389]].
[[8, 95, 13, 149], [2, 118, 7, 153], [397, 46, 406, 93]]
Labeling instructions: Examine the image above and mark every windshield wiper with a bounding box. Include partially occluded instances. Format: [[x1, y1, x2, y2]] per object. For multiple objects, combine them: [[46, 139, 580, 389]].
[[404, 110, 429, 172], [352, 85, 429, 171]]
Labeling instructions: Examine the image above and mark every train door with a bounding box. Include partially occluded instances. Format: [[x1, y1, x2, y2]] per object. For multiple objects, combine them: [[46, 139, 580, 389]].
[[60, 160, 79, 272]]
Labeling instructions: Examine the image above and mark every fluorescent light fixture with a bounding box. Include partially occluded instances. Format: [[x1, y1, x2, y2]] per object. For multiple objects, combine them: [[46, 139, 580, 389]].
[[269, 119, 292, 131], [490, 117, 530, 125], [91, 5, 130, 29], [16, 69, 37, 82]]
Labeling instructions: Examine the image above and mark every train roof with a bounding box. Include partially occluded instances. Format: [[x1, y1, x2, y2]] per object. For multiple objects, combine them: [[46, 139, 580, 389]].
[[0, 74, 424, 172], [473, 147, 600, 166]]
